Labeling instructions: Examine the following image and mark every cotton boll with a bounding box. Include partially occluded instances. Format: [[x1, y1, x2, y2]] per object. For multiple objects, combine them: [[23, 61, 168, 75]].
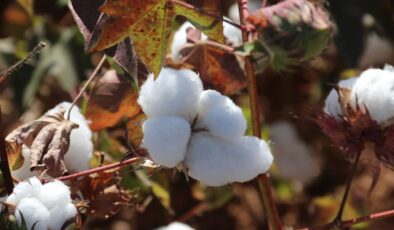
[[223, 18, 243, 47], [270, 121, 320, 184], [6, 177, 42, 206], [350, 67, 394, 124], [39, 180, 72, 210], [185, 133, 273, 186], [157, 222, 195, 230], [12, 145, 38, 181], [45, 102, 93, 172], [15, 197, 50, 230], [138, 68, 203, 122], [196, 90, 246, 140], [142, 116, 191, 167], [323, 77, 357, 120], [48, 203, 77, 230], [171, 22, 208, 60]]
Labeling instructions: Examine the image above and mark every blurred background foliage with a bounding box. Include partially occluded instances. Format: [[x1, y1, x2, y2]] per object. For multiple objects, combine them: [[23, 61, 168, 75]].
[[0, 0, 393, 229]]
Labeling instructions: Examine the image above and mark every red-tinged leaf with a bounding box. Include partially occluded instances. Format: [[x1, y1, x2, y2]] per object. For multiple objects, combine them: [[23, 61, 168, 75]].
[[68, 0, 137, 76], [174, 33, 247, 95], [85, 70, 141, 131], [89, 0, 225, 76]]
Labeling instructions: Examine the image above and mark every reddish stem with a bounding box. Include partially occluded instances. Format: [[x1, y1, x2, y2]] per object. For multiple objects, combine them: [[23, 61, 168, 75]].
[[54, 157, 140, 182], [237, 0, 282, 230], [300, 209, 394, 230]]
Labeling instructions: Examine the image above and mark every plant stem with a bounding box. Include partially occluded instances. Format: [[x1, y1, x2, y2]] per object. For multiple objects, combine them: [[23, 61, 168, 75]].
[[0, 107, 14, 194], [333, 149, 362, 226], [300, 209, 394, 230], [237, 1, 282, 230], [0, 41, 46, 82], [54, 157, 140, 182], [67, 55, 106, 120]]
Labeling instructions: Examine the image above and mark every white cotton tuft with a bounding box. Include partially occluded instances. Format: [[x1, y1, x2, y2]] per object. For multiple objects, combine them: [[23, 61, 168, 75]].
[[171, 22, 208, 60], [323, 77, 357, 120], [15, 197, 50, 230], [45, 102, 93, 172], [196, 90, 246, 140], [223, 19, 243, 47], [270, 121, 320, 184], [12, 145, 37, 181], [138, 68, 203, 122], [6, 177, 77, 230], [6, 177, 42, 206], [48, 204, 77, 230], [185, 133, 273, 186], [142, 116, 191, 167], [39, 180, 72, 210], [157, 221, 195, 230], [350, 66, 394, 124], [228, 1, 261, 23]]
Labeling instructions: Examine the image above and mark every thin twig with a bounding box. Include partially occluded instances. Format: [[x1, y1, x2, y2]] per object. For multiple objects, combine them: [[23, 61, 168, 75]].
[[299, 209, 394, 230], [176, 202, 209, 222], [53, 157, 140, 182], [237, 1, 282, 230], [0, 107, 14, 194], [333, 149, 363, 225], [67, 56, 106, 120], [0, 42, 46, 82]]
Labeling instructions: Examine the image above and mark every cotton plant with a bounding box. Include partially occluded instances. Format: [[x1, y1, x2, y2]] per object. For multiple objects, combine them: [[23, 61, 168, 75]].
[[138, 68, 273, 186], [318, 65, 394, 186], [171, 18, 243, 60], [156, 221, 194, 230], [5, 177, 77, 230], [10, 102, 93, 180]]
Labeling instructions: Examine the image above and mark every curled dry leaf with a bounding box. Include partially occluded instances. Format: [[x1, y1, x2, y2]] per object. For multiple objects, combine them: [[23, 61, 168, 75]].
[[70, 171, 133, 218], [85, 70, 141, 131], [6, 109, 79, 177]]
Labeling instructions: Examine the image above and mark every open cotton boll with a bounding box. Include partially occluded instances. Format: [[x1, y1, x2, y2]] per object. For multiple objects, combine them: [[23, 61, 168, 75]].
[[196, 90, 246, 140], [350, 66, 394, 124], [138, 68, 203, 122], [39, 180, 72, 210], [12, 145, 37, 181], [142, 116, 191, 167], [15, 197, 50, 230], [46, 102, 93, 172], [223, 18, 243, 47], [323, 77, 357, 120], [48, 204, 77, 230], [171, 21, 208, 60], [157, 222, 194, 230], [185, 133, 273, 186], [6, 177, 42, 206]]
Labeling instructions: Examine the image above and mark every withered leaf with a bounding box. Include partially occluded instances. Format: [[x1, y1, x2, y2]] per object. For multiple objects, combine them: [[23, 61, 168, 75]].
[[85, 71, 141, 131], [68, 0, 137, 76], [6, 108, 79, 177], [126, 113, 147, 149], [71, 171, 132, 218], [176, 38, 247, 95], [5, 142, 24, 170], [88, 0, 225, 76]]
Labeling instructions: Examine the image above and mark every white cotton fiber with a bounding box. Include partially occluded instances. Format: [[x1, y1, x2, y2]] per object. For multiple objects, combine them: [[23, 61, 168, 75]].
[[6, 177, 77, 230], [270, 121, 320, 184], [228, 1, 261, 23], [350, 66, 394, 124], [39, 180, 72, 210], [45, 102, 93, 172], [323, 77, 357, 120], [15, 197, 50, 230], [6, 177, 42, 206], [48, 204, 77, 230], [171, 21, 208, 60], [185, 133, 273, 186], [142, 116, 191, 167], [196, 90, 246, 140], [157, 222, 195, 230], [138, 68, 203, 122], [223, 17, 243, 47]]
